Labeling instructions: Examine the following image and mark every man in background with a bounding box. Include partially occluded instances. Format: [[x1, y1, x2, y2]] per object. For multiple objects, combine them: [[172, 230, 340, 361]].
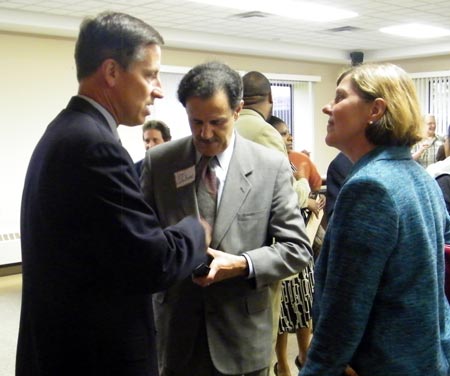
[[412, 114, 444, 168], [136, 119, 172, 173], [141, 61, 312, 376], [234, 70, 286, 154], [324, 152, 353, 225], [17, 12, 208, 376], [235, 71, 303, 376], [143, 119, 172, 149]]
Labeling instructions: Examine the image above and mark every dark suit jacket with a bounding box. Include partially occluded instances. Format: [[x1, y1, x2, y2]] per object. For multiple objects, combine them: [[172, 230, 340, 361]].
[[16, 96, 206, 376], [325, 152, 353, 222], [142, 134, 312, 374]]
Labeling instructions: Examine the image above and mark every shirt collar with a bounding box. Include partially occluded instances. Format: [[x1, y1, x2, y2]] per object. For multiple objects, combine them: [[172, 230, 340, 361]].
[[77, 95, 120, 142]]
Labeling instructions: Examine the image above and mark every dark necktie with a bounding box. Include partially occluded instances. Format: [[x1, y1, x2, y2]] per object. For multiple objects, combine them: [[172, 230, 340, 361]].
[[196, 156, 218, 227]]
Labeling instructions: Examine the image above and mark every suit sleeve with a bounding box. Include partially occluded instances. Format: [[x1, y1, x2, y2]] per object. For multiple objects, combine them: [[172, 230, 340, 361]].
[[245, 156, 312, 287], [83, 140, 205, 292]]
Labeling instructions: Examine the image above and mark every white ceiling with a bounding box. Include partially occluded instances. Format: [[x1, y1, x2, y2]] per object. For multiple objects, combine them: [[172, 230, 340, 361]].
[[1, 0, 450, 64]]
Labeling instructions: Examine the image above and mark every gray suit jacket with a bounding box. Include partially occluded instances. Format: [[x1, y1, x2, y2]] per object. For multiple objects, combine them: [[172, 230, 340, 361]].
[[142, 133, 311, 374]]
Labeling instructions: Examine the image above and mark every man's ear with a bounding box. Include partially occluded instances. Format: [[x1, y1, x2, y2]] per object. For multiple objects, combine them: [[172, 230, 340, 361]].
[[370, 98, 387, 123], [101, 59, 120, 87], [268, 92, 273, 104], [234, 100, 244, 120]]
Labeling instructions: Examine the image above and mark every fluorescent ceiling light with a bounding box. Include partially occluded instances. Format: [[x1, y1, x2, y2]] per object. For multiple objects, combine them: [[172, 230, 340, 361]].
[[380, 23, 450, 39], [189, 0, 358, 22]]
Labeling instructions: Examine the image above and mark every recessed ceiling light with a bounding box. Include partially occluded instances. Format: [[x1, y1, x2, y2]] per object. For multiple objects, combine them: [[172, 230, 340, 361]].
[[189, 0, 358, 22], [380, 23, 450, 39]]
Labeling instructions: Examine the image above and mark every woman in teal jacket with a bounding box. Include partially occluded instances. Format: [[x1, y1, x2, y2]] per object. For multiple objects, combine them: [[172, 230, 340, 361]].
[[301, 63, 450, 376]]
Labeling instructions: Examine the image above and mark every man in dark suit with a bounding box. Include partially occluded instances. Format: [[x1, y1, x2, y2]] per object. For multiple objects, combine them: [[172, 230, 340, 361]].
[[16, 12, 209, 376], [324, 152, 353, 223], [141, 62, 312, 376]]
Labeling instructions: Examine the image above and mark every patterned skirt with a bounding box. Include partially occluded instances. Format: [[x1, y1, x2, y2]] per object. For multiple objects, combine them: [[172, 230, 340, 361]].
[[278, 258, 314, 333]]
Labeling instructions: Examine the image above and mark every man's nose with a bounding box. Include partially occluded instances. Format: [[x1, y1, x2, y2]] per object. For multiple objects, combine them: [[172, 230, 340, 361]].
[[200, 124, 213, 139], [151, 86, 164, 99]]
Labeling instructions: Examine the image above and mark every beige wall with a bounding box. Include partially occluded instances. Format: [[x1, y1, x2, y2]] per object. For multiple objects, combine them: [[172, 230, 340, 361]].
[[389, 55, 450, 74], [1, 31, 449, 238], [0, 31, 341, 242]]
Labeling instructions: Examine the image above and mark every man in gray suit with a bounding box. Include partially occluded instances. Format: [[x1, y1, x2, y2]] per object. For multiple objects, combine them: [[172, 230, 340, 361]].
[[141, 62, 312, 376]]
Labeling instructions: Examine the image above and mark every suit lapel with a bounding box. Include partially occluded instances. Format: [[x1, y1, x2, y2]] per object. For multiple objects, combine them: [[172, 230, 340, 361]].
[[212, 135, 253, 248], [173, 139, 199, 220]]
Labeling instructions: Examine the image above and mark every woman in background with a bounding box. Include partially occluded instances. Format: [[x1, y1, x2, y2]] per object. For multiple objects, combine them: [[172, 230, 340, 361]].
[[301, 63, 450, 376], [268, 115, 319, 376]]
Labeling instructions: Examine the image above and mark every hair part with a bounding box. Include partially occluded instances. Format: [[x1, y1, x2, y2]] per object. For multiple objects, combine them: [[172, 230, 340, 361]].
[[177, 61, 243, 110], [142, 119, 172, 141], [337, 63, 423, 147], [75, 11, 164, 81]]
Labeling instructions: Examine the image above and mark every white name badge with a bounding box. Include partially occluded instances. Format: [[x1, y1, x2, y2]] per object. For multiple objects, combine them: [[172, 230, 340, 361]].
[[174, 165, 196, 188]]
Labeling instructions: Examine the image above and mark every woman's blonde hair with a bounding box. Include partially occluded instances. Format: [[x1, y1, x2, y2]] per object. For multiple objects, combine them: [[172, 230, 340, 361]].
[[337, 63, 422, 147]]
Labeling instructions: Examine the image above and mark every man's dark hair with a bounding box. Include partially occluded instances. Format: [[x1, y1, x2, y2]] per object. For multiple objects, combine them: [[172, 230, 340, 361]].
[[142, 120, 172, 142], [242, 71, 272, 105], [177, 61, 243, 110], [75, 12, 164, 81]]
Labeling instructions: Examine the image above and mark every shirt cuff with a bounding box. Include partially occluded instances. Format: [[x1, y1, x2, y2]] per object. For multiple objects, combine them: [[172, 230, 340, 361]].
[[242, 253, 254, 278]]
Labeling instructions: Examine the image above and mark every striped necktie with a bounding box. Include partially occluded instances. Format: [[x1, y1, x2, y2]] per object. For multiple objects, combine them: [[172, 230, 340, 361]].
[[196, 156, 218, 226]]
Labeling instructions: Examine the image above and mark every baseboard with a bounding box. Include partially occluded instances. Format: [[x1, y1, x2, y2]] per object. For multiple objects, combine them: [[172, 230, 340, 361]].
[[0, 263, 22, 277]]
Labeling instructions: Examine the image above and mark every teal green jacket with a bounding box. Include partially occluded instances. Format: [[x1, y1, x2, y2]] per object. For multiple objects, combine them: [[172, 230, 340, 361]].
[[301, 146, 450, 376]]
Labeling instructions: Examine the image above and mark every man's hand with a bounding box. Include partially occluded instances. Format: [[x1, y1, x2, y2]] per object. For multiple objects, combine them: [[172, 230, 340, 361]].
[[344, 366, 359, 376], [192, 248, 248, 287]]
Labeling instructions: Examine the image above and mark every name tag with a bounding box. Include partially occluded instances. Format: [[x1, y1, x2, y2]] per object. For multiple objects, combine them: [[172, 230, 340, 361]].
[[174, 165, 195, 188]]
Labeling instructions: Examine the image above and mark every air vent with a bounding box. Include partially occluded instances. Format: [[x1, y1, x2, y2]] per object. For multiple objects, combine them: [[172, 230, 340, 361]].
[[0, 233, 20, 241], [327, 26, 362, 33], [232, 11, 270, 19]]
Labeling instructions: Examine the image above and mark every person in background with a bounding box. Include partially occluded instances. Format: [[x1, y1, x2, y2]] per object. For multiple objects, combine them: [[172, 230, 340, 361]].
[[141, 61, 312, 376], [426, 125, 450, 216], [426, 125, 450, 180], [234, 70, 286, 154], [143, 119, 172, 149], [411, 114, 444, 168], [301, 63, 450, 376], [234, 70, 304, 376], [136, 119, 172, 173], [16, 12, 209, 376], [268, 115, 325, 214], [324, 152, 353, 224], [267, 114, 319, 376]]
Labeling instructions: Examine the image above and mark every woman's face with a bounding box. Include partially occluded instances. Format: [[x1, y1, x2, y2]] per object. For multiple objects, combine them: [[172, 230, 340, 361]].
[[322, 74, 375, 155]]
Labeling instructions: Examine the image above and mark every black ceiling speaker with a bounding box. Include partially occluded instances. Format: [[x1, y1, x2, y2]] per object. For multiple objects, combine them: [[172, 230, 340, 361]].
[[350, 51, 364, 66]]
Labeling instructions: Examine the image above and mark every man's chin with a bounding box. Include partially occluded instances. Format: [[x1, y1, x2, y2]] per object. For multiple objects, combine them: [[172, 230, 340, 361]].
[[194, 141, 215, 156]]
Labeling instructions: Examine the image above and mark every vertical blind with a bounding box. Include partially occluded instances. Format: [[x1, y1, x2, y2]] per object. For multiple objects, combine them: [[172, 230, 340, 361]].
[[413, 73, 450, 136], [271, 81, 294, 130], [271, 80, 315, 153]]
